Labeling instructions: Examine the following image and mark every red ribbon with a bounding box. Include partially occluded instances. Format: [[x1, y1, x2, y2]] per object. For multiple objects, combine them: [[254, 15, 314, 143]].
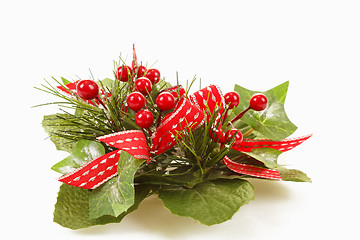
[[233, 134, 312, 152], [57, 83, 311, 188], [58, 130, 150, 189]]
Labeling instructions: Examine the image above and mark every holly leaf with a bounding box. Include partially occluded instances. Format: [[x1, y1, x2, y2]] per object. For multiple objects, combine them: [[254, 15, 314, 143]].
[[279, 168, 312, 182], [158, 178, 254, 225], [51, 139, 105, 175], [88, 151, 145, 219], [42, 114, 80, 152], [53, 183, 151, 230], [234, 81, 297, 140]]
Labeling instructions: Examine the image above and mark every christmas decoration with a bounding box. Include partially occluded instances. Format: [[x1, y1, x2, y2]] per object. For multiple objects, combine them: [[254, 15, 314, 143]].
[[36, 45, 312, 230]]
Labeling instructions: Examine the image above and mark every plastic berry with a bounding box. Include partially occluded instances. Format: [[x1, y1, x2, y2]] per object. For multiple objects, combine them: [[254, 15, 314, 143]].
[[250, 93, 268, 111], [225, 129, 243, 145], [145, 68, 161, 84], [224, 92, 240, 109], [135, 66, 147, 78], [156, 92, 176, 111], [126, 92, 146, 112], [76, 80, 99, 100], [135, 77, 153, 96], [117, 65, 133, 82], [135, 109, 154, 129]]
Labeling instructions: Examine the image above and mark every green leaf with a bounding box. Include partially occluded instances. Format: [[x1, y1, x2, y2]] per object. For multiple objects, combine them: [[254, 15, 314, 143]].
[[234, 81, 297, 140], [279, 168, 312, 182], [158, 178, 254, 225], [244, 148, 282, 169], [51, 139, 105, 174], [53, 183, 151, 230], [42, 114, 80, 152], [88, 151, 145, 219]]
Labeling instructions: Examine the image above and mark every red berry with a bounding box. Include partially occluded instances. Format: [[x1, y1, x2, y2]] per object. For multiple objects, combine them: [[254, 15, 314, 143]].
[[117, 65, 132, 82], [224, 92, 240, 109], [250, 93, 268, 111], [225, 129, 243, 145], [135, 77, 153, 96], [135, 109, 154, 128], [126, 92, 146, 112], [145, 69, 161, 84], [156, 92, 176, 111], [135, 66, 147, 78], [76, 80, 99, 100], [212, 128, 226, 143]]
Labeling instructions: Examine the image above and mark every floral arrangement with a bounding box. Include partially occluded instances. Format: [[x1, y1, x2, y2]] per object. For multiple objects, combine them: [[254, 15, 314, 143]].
[[37, 45, 311, 230]]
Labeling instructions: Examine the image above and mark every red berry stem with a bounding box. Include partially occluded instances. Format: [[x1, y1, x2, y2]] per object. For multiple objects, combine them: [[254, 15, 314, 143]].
[[228, 107, 250, 125], [95, 96, 108, 110], [147, 127, 153, 137]]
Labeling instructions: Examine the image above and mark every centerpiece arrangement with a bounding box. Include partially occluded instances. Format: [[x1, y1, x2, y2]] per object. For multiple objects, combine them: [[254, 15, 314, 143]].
[[37, 45, 311, 230]]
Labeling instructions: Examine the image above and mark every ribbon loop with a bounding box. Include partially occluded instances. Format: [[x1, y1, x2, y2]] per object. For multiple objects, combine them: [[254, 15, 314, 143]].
[[151, 97, 205, 154], [97, 130, 151, 161]]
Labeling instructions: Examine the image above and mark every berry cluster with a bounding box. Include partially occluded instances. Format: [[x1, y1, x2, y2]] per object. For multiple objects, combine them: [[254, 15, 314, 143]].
[[211, 91, 268, 145], [118, 65, 175, 129], [73, 65, 268, 139], [74, 64, 177, 131]]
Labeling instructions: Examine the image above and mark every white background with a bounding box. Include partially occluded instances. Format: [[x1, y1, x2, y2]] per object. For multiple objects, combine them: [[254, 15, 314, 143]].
[[1, 0, 360, 239]]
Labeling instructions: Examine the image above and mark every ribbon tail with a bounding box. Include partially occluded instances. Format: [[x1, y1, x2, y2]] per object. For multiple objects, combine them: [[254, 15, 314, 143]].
[[151, 97, 205, 154], [58, 150, 121, 189], [233, 134, 312, 152], [222, 156, 282, 180]]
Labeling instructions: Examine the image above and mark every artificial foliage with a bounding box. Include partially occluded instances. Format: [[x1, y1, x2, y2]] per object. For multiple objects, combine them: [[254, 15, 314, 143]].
[[36, 46, 311, 230]]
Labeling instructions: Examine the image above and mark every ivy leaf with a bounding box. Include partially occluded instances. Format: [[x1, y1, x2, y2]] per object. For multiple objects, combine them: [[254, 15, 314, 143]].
[[234, 81, 297, 140], [42, 114, 80, 152], [158, 178, 254, 225], [51, 139, 105, 174], [53, 183, 151, 230], [88, 151, 145, 219], [279, 168, 312, 182]]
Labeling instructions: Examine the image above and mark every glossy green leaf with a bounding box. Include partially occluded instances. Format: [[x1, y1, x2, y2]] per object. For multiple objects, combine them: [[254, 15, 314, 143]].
[[234, 81, 297, 140], [51, 139, 105, 174], [158, 178, 254, 225], [88, 151, 145, 219], [53, 184, 151, 230]]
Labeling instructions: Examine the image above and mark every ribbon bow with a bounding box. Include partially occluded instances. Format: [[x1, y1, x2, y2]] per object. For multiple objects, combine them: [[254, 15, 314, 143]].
[[57, 83, 310, 189]]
